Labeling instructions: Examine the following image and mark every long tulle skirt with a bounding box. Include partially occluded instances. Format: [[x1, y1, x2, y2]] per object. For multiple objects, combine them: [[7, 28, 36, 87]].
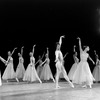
[[68, 63, 78, 80], [72, 61, 95, 85], [16, 63, 25, 79], [40, 64, 53, 80], [23, 64, 39, 82], [2, 63, 16, 80], [93, 65, 100, 82], [37, 65, 43, 78]]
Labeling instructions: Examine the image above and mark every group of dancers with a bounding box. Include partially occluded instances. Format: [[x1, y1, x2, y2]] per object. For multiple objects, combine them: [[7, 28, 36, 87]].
[[0, 35, 100, 89]]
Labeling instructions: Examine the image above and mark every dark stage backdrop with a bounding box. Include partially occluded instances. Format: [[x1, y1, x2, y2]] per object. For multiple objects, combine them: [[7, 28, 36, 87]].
[[0, 0, 100, 76]]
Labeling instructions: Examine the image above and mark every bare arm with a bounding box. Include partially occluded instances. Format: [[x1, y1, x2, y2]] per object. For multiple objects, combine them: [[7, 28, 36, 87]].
[[77, 37, 83, 53], [59, 35, 65, 46], [11, 47, 17, 56], [32, 44, 36, 54], [88, 56, 95, 64], [39, 59, 47, 66], [21, 46, 24, 56]]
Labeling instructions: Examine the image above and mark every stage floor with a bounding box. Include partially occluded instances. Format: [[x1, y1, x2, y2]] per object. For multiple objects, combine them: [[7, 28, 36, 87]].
[[0, 81, 100, 100]]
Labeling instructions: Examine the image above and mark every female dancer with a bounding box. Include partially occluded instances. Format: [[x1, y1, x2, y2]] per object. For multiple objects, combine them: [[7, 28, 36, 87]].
[[23, 45, 42, 83], [16, 46, 25, 81], [68, 45, 79, 81], [72, 37, 95, 88], [40, 48, 55, 82], [2, 48, 18, 82], [36, 56, 43, 78], [55, 35, 74, 89], [93, 50, 100, 82]]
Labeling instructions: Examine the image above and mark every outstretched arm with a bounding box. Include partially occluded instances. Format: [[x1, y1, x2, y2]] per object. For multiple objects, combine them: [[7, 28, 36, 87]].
[[59, 35, 65, 46], [88, 56, 95, 65], [32, 44, 36, 54], [21, 46, 24, 56], [11, 47, 17, 56], [39, 59, 47, 66]]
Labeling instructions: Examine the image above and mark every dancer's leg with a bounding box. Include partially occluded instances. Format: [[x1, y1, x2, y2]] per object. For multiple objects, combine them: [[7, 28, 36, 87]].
[[55, 68, 61, 88], [61, 66, 74, 88], [16, 78, 19, 82], [34, 68, 42, 83]]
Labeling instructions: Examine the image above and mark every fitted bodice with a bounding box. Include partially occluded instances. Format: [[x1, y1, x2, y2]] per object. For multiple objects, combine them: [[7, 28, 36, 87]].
[[19, 57, 24, 63], [80, 52, 88, 61]]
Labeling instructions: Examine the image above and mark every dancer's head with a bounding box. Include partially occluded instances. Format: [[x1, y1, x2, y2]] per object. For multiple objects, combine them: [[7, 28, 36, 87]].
[[18, 53, 21, 57], [8, 51, 11, 56], [45, 53, 48, 58], [29, 52, 33, 56], [56, 43, 61, 50], [84, 46, 90, 52]]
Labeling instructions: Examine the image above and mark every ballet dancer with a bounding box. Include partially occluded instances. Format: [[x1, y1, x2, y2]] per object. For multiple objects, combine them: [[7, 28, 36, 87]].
[[36, 56, 43, 78], [93, 50, 100, 82], [55, 35, 74, 89], [68, 45, 79, 81], [16, 46, 25, 82], [72, 37, 95, 88], [40, 48, 55, 82], [23, 45, 42, 83], [2, 47, 18, 82]]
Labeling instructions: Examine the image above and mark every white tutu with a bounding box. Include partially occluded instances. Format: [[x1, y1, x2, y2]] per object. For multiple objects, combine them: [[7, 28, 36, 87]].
[[40, 63, 53, 80], [68, 63, 78, 80], [2, 62, 16, 80], [37, 65, 43, 78], [93, 65, 100, 82], [72, 61, 95, 85], [23, 64, 39, 82], [16, 62, 25, 79]]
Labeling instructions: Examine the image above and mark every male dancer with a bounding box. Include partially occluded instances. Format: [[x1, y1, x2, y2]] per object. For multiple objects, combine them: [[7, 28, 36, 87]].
[[55, 35, 74, 88]]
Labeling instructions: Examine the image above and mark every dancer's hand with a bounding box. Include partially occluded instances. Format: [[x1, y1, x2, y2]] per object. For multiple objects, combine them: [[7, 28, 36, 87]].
[[74, 45, 76, 48], [33, 44, 36, 48], [77, 37, 80, 40], [61, 35, 65, 38]]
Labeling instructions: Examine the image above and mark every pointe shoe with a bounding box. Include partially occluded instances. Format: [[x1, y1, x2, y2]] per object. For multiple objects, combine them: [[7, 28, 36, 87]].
[[69, 82, 74, 88], [16, 78, 19, 82], [40, 81, 42, 83], [56, 85, 61, 89], [70, 83, 74, 88], [53, 79, 55, 83], [89, 85, 92, 89]]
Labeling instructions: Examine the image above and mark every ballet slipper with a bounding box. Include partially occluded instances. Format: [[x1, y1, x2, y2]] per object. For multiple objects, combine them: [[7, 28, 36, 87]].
[[89, 85, 92, 88], [69, 82, 74, 88], [40, 81, 42, 83], [16, 78, 19, 82], [56, 85, 61, 89], [53, 79, 55, 83]]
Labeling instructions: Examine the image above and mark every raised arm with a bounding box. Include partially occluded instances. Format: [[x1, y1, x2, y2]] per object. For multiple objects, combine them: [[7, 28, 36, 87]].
[[32, 44, 36, 54], [59, 35, 65, 47], [47, 47, 49, 56], [21, 46, 24, 56], [11, 47, 17, 56], [77, 37, 83, 53]]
